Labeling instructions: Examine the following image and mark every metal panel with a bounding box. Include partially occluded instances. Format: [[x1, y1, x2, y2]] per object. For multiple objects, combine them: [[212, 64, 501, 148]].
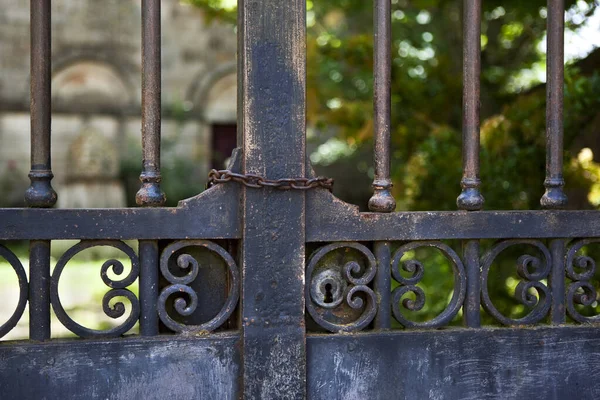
[[307, 327, 600, 399], [0, 335, 241, 400]]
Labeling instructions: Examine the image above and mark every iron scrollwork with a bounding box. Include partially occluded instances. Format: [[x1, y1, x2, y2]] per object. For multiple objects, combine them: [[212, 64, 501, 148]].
[[0, 245, 28, 338], [306, 242, 377, 332], [481, 240, 551, 325], [50, 240, 140, 338], [158, 240, 239, 333], [391, 241, 466, 328], [566, 239, 600, 323]]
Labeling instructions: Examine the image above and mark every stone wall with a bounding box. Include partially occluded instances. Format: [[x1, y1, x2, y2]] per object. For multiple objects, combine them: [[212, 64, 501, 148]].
[[0, 0, 237, 207]]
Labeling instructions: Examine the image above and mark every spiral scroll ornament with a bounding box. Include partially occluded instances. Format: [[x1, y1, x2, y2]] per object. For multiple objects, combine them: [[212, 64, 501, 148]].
[[566, 239, 600, 323], [158, 240, 239, 333], [50, 240, 140, 338], [306, 242, 377, 332], [391, 241, 466, 328], [481, 240, 551, 325], [0, 245, 28, 338]]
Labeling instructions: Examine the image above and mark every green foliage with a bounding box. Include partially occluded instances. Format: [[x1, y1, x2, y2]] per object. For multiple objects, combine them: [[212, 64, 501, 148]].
[[185, 0, 236, 23]]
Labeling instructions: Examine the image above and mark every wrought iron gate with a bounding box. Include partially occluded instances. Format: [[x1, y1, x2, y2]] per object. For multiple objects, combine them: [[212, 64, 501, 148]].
[[1, 0, 600, 398]]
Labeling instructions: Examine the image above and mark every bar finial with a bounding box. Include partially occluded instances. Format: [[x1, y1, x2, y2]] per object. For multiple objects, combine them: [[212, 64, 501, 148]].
[[25, 171, 57, 208], [457, 178, 484, 211]]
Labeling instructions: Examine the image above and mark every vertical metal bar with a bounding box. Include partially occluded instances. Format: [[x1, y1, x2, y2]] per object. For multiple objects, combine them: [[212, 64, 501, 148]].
[[25, 0, 57, 208], [541, 0, 567, 208], [139, 240, 159, 336], [374, 242, 392, 330], [549, 239, 566, 324], [370, 1, 395, 332], [136, 0, 166, 207], [29, 240, 51, 341], [463, 240, 481, 328], [457, 0, 484, 211], [368, 0, 396, 213], [239, 0, 306, 397], [136, 0, 163, 335], [27, 0, 54, 342]]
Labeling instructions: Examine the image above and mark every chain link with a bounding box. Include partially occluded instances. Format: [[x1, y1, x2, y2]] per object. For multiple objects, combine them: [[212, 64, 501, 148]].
[[207, 169, 334, 191]]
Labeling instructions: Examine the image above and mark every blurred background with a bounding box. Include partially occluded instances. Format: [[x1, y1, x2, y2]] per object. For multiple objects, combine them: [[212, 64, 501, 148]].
[[1, 0, 600, 339]]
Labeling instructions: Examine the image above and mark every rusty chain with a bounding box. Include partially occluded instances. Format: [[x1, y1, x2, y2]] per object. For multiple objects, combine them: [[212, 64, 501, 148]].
[[207, 169, 334, 191]]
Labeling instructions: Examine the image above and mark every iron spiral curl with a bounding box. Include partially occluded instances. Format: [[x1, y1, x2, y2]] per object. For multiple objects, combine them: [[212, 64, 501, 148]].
[[158, 240, 239, 333], [566, 239, 600, 323], [0, 245, 28, 338], [481, 240, 551, 325], [50, 240, 140, 338], [306, 242, 377, 332], [391, 241, 466, 328]]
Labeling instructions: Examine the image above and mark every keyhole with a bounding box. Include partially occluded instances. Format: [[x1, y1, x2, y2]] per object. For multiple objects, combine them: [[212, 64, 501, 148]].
[[324, 283, 333, 304]]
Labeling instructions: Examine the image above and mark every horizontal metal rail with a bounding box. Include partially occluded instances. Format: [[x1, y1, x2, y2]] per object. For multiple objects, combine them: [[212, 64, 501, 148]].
[[2, 207, 600, 241], [0, 185, 240, 240], [306, 209, 600, 242]]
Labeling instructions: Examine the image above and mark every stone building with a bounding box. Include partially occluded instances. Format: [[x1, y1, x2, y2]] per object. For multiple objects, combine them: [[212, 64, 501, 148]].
[[0, 0, 237, 207]]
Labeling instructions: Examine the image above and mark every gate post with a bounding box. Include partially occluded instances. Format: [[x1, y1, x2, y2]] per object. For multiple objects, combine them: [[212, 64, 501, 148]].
[[239, 0, 307, 398]]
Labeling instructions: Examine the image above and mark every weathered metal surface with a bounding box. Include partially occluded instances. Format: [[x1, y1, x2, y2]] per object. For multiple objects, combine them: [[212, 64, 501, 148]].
[[549, 239, 567, 324], [10, 205, 600, 242], [462, 240, 481, 327], [25, 0, 57, 208], [0, 335, 241, 400], [307, 190, 600, 241], [29, 240, 51, 341], [307, 327, 600, 399], [0, 184, 240, 240], [139, 240, 160, 336], [239, 0, 307, 396], [457, 0, 484, 211], [368, 0, 395, 213], [373, 242, 392, 330], [136, 0, 166, 207], [541, 0, 567, 208]]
